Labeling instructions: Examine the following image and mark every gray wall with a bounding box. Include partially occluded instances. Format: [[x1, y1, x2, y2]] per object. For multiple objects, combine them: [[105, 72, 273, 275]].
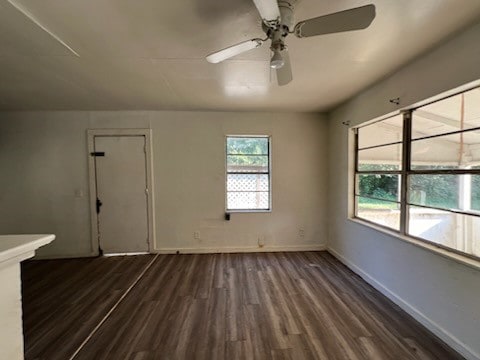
[[0, 111, 328, 257], [327, 21, 480, 359]]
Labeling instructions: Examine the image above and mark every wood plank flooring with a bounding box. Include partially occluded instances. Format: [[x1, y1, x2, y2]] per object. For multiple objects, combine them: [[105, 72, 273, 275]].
[[22, 252, 463, 360], [21, 255, 155, 360]]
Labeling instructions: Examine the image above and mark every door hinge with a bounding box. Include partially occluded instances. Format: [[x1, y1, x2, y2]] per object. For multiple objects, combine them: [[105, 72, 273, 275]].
[[90, 151, 105, 157], [96, 197, 103, 214]]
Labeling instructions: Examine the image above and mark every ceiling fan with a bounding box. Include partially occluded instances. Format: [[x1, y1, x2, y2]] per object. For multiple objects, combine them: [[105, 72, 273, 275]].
[[206, 0, 376, 86]]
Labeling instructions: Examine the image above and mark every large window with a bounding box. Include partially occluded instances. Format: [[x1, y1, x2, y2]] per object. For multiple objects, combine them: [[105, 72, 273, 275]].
[[354, 87, 480, 259], [226, 136, 271, 211]]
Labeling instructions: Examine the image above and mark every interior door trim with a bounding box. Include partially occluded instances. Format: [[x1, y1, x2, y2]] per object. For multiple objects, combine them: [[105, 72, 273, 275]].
[[87, 129, 156, 255]]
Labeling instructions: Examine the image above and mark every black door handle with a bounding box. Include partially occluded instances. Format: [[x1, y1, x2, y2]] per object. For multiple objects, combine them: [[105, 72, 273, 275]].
[[96, 198, 103, 214]]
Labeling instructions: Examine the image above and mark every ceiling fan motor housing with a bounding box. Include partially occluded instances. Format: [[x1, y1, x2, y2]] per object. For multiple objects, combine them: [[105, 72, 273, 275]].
[[262, 1, 294, 53]]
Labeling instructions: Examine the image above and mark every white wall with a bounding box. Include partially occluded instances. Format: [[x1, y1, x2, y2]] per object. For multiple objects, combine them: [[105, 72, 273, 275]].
[[0, 111, 327, 257], [328, 20, 480, 359], [0, 264, 23, 360]]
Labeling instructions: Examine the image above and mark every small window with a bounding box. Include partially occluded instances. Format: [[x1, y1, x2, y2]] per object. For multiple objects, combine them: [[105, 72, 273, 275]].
[[226, 136, 271, 211]]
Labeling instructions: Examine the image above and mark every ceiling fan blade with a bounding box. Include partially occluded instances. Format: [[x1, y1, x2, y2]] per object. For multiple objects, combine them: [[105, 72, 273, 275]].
[[252, 0, 281, 23], [206, 39, 264, 63], [294, 4, 375, 38], [276, 50, 292, 86]]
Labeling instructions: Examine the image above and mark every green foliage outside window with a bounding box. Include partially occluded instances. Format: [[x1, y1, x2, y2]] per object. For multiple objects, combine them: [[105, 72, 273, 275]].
[[358, 164, 480, 211], [227, 137, 268, 167], [357, 165, 398, 209]]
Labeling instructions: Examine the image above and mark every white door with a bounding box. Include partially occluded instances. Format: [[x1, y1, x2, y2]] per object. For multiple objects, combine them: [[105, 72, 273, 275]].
[[94, 136, 149, 254]]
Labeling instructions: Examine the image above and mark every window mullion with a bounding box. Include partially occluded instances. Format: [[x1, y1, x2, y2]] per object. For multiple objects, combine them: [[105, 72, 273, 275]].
[[400, 111, 412, 235], [354, 128, 359, 217]]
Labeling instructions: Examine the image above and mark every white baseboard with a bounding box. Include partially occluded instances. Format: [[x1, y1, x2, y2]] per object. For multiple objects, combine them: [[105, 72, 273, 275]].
[[31, 245, 326, 259], [327, 246, 479, 360], [32, 252, 98, 260], [153, 244, 326, 254], [103, 252, 149, 257]]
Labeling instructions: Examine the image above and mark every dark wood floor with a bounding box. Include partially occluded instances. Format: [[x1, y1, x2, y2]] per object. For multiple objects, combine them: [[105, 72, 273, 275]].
[[21, 255, 155, 360], [22, 252, 463, 360]]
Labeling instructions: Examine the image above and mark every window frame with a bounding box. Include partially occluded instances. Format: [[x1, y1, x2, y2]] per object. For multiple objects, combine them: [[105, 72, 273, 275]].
[[225, 135, 272, 213], [353, 86, 480, 262]]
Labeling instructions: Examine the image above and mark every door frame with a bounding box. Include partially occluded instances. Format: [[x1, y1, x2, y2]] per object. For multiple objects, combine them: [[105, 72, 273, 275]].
[[87, 129, 156, 255]]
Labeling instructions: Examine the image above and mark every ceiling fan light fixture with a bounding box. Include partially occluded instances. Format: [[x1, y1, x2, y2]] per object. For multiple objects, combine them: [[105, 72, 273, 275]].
[[270, 49, 284, 69]]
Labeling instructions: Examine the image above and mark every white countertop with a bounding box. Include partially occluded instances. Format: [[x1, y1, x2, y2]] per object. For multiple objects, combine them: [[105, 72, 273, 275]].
[[0, 234, 55, 267]]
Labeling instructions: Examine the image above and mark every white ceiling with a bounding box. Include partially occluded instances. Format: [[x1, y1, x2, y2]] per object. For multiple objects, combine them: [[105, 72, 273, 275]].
[[1, 0, 480, 112]]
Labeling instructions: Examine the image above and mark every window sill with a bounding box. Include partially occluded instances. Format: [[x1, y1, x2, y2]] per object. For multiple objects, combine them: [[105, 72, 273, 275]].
[[348, 217, 480, 272], [227, 209, 272, 213]]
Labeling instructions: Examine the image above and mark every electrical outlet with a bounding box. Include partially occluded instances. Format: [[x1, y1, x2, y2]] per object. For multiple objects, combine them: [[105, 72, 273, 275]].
[[299, 228, 305, 238], [193, 231, 200, 240]]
